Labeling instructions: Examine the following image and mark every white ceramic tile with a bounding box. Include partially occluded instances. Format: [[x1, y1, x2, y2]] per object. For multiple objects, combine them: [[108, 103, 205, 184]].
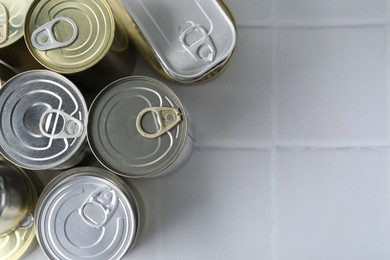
[[276, 27, 388, 145], [276, 0, 386, 22], [134, 28, 273, 148], [276, 150, 390, 260], [131, 148, 271, 260], [224, 0, 272, 25]]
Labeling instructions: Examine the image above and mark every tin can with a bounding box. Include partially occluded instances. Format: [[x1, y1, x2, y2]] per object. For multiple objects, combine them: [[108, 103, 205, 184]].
[[0, 160, 37, 260], [88, 76, 194, 178], [24, 0, 136, 81], [0, 70, 88, 170], [0, 0, 34, 48], [0, 60, 15, 86], [35, 167, 139, 260], [0, 0, 42, 72], [107, 0, 237, 83]]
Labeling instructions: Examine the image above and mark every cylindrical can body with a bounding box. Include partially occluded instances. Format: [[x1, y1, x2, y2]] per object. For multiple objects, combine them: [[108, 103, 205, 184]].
[[0, 160, 37, 260], [88, 76, 194, 178], [24, 0, 136, 93], [0, 60, 16, 86], [0, 70, 88, 170], [107, 0, 236, 84], [35, 167, 139, 260]]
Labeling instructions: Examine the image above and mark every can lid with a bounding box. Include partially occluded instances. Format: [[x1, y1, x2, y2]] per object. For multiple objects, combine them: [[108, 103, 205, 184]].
[[121, 0, 236, 82], [24, 0, 115, 74], [0, 163, 37, 260], [35, 167, 138, 260], [0, 70, 88, 170], [88, 76, 188, 178], [0, 0, 34, 48]]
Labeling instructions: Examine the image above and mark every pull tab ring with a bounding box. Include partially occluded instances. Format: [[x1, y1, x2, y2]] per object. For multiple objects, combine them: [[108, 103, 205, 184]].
[[179, 21, 216, 63], [31, 17, 78, 51], [136, 107, 182, 139], [79, 188, 118, 229], [39, 109, 84, 139]]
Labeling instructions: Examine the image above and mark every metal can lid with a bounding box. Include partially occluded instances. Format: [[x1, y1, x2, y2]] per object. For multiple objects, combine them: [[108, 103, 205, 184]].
[[121, 0, 236, 83], [88, 76, 188, 178], [0, 70, 88, 170], [24, 0, 115, 74], [0, 0, 34, 48], [35, 167, 139, 260], [0, 163, 37, 260]]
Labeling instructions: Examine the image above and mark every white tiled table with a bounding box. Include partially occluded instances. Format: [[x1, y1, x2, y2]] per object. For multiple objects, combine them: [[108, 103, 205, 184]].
[[27, 0, 390, 259]]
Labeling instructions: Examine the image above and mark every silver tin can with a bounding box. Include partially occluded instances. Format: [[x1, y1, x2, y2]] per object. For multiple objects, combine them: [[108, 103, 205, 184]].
[[0, 160, 37, 260], [0, 70, 88, 170], [88, 76, 194, 178], [35, 167, 139, 260], [107, 0, 237, 83]]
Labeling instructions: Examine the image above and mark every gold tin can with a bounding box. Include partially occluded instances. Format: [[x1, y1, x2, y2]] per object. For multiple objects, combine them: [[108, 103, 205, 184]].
[[0, 160, 37, 260], [106, 0, 236, 84], [0, 0, 42, 72], [24, 0, 136, 82], [0, 0, 34, 48]]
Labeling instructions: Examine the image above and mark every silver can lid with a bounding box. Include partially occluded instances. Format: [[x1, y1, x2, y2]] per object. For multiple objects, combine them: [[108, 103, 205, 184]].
[[35, 167, 139, 260], [0, 70, 88, 170], [88, 76, 188, 178], [121, 0, 236, 83]]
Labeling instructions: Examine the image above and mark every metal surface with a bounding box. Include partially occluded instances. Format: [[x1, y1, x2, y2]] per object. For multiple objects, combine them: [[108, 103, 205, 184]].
[[0, 0, 34, 48], [107, 0, 236, 83], [0, 70, 88, 170], [0, 160, 37, 260], [35, 167, 139, 260], [0, 60, 15, 87], [88, 76, 194, 178], [24, 0, 116, 74]]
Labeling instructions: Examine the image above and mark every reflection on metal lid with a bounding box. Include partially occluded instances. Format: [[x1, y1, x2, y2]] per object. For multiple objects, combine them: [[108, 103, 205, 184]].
[[0, 70, 88, 170], [88, 76, 189, 177], [35, 167, 139, 260]]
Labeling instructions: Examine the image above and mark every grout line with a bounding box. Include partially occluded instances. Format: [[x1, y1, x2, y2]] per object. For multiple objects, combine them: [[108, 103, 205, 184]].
[[385, 0, 390, 235], [270, 0, 278, 259], [237, 20, 388, 29], [194, 144, 390, 151]]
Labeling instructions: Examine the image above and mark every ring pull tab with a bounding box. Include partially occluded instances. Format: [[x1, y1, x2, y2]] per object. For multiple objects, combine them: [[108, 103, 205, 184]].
[[31, 17, 78, 51], [79, 188, 118, 229], [136, 107, 182, 139], [179, 21, 216, 63], [0, 4, 8, 44], [39, 109, 84, 139]]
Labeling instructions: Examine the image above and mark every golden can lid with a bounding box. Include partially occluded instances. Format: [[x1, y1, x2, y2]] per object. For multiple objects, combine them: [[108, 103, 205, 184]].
[[24, 0, 115, 74], [0, 0, 34, 48]]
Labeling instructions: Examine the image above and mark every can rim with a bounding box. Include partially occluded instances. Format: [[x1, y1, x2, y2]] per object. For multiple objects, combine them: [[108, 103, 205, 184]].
[[23, 0, 115, 74], [0, 70, 88, 170], [87, 76, 189, 178], [35, 167, 139, 259]]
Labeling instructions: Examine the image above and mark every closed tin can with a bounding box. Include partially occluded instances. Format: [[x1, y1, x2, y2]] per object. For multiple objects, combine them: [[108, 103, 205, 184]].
[[35, 167, 139, 260], [0, 0, 41, 72], [0, 70, 88, 170], [107, 0, 236, 83], [0, 160, 37, 260], [88, 76, 194, 178], [0, 60, 15, 86], [0, 0, 34, 48], [24, 0, 135, 78]]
